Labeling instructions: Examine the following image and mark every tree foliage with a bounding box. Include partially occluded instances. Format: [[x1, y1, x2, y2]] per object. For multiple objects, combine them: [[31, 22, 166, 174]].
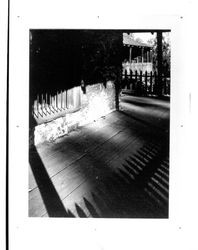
[[147, 34, 171, 76]]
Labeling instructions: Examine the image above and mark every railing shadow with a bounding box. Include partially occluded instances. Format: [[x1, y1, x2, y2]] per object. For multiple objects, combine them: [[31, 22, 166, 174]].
[[31, 137, 169, 218], [121, 97, 170, 111], [118, 109, 170, 134], [29, 145, 75, 217], [87, 141, 169, 218]]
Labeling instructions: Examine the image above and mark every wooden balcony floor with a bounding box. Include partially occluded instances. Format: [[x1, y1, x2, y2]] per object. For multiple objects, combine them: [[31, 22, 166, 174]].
[[29, 95, 170, 218]]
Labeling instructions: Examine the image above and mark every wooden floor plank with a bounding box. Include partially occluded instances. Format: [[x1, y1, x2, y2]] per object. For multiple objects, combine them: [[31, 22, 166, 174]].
[[29, 96, 170, 217]]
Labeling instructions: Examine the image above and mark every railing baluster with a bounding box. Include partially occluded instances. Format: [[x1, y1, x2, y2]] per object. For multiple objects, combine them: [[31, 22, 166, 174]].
[[61, 90, 62, 110], [37, 94, 39, 117], [145, 70, 147, 95], [154, 71, 157, 95], [125, 69, 128, 89], [41, 94, 44, 117], [65, 90, 67, 109], [150, 71, 153, 94], [56, 91, 58, 110], [130, 69, 132, 90]]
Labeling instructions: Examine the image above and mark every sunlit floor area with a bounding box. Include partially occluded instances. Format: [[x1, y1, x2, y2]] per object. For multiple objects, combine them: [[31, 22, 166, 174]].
[[29, 95, 170, 218]]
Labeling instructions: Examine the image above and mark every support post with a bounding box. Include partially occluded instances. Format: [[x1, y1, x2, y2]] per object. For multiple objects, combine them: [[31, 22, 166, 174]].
[[147, 51, 149, 63], [141, 47, 144, 63], [129, 46, 132, 64], [157, 31, 163, 96]]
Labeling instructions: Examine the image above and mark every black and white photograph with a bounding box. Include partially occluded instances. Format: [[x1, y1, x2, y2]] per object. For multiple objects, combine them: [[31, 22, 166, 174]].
[[29, 29, 171, 218], [5, 0, 198, 249]]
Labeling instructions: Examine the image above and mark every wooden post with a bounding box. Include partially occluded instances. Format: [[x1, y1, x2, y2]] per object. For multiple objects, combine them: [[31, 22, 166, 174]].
[[147, 51, 149, 63], [125, 69, 128, 79], [135, 70, 138, 91], [41, 94, 44, 117], [141, 47, 144, 63], [56, 91, 58, 109], [150, 71, 153, 94], [150, 50, 153, 64], [130, 69, 132, 90], [129, 46, 132, 64], [157, 31, 163, 96], [145, 71, 147, 95], [61, 90, 62, 109], [140, 70, 142, 82], [125, 69, 128, 89], [154, 71, 157, 94], [37, 94, 39, 117], [135, 70, 138, 82], [45, 93, 48, 112]]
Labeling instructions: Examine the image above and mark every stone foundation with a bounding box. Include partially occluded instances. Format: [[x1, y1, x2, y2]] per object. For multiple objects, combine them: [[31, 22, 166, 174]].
[[33, 81, 115, 145]]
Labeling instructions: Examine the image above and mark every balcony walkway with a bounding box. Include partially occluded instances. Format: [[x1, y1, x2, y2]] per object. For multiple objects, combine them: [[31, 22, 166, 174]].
[[29, 95, 170, 218]]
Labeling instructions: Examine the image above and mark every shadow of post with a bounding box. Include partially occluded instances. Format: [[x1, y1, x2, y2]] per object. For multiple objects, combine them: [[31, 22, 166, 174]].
[[29, 145, 74, 217]]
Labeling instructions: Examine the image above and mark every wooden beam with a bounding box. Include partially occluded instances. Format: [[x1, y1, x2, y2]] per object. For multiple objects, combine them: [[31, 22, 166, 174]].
[[157, 31, 163, 96]]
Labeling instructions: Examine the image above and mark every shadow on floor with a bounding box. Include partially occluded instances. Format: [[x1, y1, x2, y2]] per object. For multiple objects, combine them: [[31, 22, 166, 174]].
[[69, 139, 169, 218], [118, 110, 169, 134], [29, 96, 170, 218], [29, 145, 75, 217], [121, 97, 170, 111]]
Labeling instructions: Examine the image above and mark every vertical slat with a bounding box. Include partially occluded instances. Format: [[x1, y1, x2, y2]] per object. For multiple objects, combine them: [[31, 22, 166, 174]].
[[77, 87, 81, 108], [61, 90, 62, 109], [140, 70, 142, 82], [66, 90, 68, 109], [150, 71, 153, 94], [53, 95, 56, 111], [56, 91, 58, 109], [67, 89, 69, 108], [50, 95, 54, 113], [145, 70, 147, 95], [48, 93, 51, 114], [65, 90, 67, 108], [135, 70, 138, 91], [37, 94, 39, 117], [124, 69, 128, 89], [67, 89, 70, 108], [41, 94, 44, 117], [154, 71, 157, 94], [130, 69, 132, 90], [63, 90, 65, 109], [139, 71, 142, 94], [62, 91, 64, 109], [141, 48, 144, 63], [135, 70, 138, 82], [45, 93, 48, 112], [71, 88, 74, 107]]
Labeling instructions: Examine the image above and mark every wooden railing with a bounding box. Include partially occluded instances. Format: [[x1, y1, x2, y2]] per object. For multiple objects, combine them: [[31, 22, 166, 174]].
[[122, 69, 170, 96], [122, 62, 153, 74], [32, 86, 82, 124]]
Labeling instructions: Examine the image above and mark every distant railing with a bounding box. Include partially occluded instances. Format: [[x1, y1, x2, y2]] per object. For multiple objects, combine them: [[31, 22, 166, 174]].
[[32, 86, 82, 125], [122, 62, 153, 74], [122, 69, 170, 96]]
